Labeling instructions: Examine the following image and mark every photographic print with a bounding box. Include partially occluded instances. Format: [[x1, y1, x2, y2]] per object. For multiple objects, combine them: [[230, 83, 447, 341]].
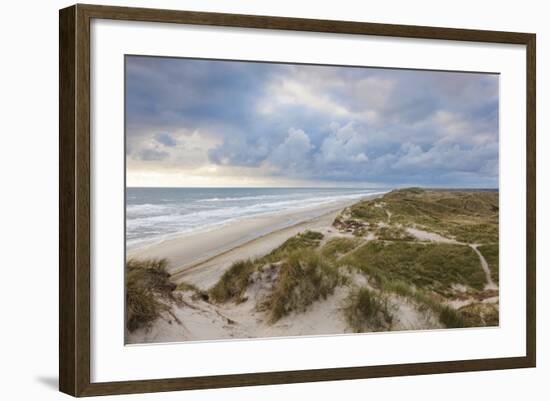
[[124, 56, 499, 344]]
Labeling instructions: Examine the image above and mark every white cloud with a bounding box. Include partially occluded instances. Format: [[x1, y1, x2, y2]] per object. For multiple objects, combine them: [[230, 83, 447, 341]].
[[317, 122, 369, 164], [392, 141, 497, 173], [268, 128, 314, 171], [259, 77, 351, 117]]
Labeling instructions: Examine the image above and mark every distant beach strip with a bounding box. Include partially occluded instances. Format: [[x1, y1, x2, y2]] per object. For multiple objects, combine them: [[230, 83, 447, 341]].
[[126, 187, 389, 250]]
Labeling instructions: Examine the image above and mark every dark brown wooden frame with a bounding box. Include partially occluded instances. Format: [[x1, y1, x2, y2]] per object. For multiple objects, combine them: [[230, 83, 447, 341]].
[[59, 3, 536, 397]]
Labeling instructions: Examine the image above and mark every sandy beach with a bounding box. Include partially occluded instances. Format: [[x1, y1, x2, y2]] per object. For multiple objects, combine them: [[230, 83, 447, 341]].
[[128, 194, 382, 290]]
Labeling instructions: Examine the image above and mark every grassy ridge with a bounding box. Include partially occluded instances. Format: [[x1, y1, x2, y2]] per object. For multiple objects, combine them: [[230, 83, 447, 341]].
[[347, 188, 499, 244], [339, 241, 486, 292]]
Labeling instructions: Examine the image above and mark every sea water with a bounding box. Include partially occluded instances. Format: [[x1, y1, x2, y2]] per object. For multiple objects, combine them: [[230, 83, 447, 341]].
[[126, 187, 388, 249]]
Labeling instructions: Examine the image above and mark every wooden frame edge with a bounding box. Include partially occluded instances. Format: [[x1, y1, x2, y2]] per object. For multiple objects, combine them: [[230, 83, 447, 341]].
[[59, 4, 77, 396], [59, 3, 536, 397]]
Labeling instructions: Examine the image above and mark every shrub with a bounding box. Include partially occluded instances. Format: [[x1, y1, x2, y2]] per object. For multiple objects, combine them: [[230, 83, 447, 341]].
[[439, 305, 465, 328], [126, 258, 175, 332], [209, 259, 256, 303], [344, 287, 393, 332], [262, 248, 341, 322]]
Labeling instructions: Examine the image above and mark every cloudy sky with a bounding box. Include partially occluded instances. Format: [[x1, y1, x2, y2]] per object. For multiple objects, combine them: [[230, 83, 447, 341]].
[[125, 56, 499, 188]]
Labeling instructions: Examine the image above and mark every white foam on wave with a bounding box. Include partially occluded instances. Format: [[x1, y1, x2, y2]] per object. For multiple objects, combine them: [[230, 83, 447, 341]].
[[126, 189, 388, 249]]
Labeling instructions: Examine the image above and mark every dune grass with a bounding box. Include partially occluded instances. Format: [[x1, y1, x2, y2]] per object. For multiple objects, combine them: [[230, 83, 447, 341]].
[[349, 202, 388, 221], [209, 259, 256, 303], [320, 237, 361, 260], [264, 230, 324, 262], [375, 225, 415, 241], [207, 190, 499, 331], [459, 302, 499, 327], [344, 188, 499, 244], [343, 287, 393, 332], [209, 231, 326, 304], [379, 279, 467, 328], [438, 305, 466, 328], [339, 241, 486, 292], [477, 243, 499, 284], [261, 248, 342, 322], [126, 258, 175, 332]]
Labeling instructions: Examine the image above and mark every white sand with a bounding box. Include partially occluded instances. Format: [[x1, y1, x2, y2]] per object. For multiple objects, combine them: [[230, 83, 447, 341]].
[[126, 267, 440, 344]]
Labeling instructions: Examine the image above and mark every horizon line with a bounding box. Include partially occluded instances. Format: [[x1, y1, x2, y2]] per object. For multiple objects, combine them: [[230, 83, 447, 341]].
[[125, 185, 499, 189]]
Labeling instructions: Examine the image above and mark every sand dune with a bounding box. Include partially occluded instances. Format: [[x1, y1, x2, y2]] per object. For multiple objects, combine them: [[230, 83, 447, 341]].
[[126, 189, 499, 344]]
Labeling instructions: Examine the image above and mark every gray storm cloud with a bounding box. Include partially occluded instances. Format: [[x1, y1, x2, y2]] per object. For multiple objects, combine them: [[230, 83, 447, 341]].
[[126, 56, 499, 187]]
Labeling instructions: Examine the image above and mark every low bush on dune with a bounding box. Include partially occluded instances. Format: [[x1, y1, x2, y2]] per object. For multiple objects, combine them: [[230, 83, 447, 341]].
[[438, 305, 466, 328], [126, 258, 176, 332], [261, 248, 342, 322], [209, 231, 326, 305], [209, 259, 256, 303], [458, 302, 499, 327], [343, 287, 393, 332]]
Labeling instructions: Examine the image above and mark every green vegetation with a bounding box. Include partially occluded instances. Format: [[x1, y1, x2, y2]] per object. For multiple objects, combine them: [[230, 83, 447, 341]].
[[349, 202, 388, 221], [339, 241, 486, 292], [439, 305, 466, 328], [343, 287, 393, 332], [345, 189, 499, 244], [320, 237, 361, 260], [176, 281, 200, 292], [209, 259, 256, 303], [206, 188, 499, 332], [261, 249, 342, 322], [478, 243, 499, 283], [208, 230, 346, 322], [209, 230, 326, 304], [459, 302, 499, 327], [375, 225, 415, 241], [126, 258, 175, 332], [264, 230, 324, 262]]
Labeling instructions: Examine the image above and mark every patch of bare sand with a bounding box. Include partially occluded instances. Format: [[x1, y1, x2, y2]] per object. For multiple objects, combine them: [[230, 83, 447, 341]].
[[405, 227, 457, 243]]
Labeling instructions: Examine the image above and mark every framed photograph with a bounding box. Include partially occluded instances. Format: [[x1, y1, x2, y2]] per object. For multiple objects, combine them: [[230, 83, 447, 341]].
[[59, 4, 536, 397]]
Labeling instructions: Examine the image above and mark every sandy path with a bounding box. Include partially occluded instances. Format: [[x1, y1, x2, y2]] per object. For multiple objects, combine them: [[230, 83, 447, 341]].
[[470, 244, 498, 290]]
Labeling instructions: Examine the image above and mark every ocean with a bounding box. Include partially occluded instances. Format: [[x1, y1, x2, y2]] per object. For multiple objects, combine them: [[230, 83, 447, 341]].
[[126, 187, 388, 249]]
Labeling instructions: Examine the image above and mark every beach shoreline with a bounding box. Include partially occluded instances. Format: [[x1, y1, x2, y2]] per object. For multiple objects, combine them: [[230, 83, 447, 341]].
[[128, 193, 385, 289]]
